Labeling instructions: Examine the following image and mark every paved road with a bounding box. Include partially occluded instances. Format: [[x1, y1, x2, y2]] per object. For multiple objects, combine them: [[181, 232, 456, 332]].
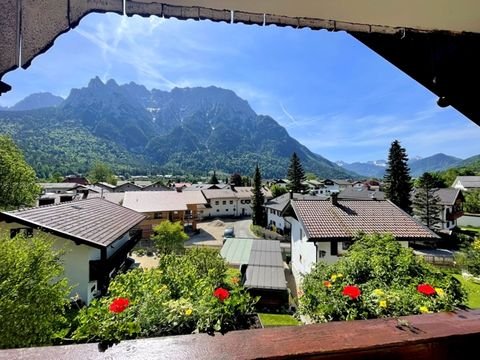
[[233, 218, 257, 238]]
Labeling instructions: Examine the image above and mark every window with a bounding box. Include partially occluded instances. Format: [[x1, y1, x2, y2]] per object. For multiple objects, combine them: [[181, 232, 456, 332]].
[[216, 209, 219, 212], [331, 241, 338, 256], [230, 200, 233, 204], [226, 209, 229, 212], [153, 212, 163, 219], [215, 201, 219, 205], [319, 250, 326, 258], [222, 200, 226, 205], [342, 241, 352, 250]]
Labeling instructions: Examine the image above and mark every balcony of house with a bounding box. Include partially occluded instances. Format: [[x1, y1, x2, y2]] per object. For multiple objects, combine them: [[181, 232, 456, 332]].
[[2, 309, 479, 359], [446, 207, 464, 221]]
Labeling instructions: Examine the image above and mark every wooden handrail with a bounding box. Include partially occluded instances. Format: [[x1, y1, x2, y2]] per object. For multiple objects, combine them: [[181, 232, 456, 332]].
[[1, 309, 480, 359]]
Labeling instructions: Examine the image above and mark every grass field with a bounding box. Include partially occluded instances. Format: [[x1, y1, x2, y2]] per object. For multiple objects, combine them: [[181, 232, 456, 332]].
[[258, 313, 299, 327], [453, 274, 480, 309]]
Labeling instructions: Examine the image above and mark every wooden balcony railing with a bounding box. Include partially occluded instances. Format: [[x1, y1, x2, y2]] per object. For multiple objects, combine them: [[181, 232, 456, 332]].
[[1, 309, 479, 359]]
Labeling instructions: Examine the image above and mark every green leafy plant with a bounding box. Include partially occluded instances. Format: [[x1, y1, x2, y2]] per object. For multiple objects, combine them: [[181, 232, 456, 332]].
[[299, 233, 466, 323], [72, 248, 257, 343], [0, 232, 71, 348]]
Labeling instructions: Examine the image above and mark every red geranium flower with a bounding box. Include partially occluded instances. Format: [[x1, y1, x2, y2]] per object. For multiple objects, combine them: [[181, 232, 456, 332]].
[[417, 284, 436, 296], [213, 287, 230, 302], [109, 297, 130, 313], [342, 285, 361, 300]]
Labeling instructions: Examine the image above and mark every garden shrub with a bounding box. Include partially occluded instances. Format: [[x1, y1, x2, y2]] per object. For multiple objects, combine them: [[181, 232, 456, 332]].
[[72, 247, 257, 343], [0, 232, 71, 348], [299, 233, 466, 323], [456, 239, 480, 277]]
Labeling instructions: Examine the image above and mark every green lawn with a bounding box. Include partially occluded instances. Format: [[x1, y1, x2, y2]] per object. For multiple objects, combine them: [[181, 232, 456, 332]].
[[460, 226, 480, 235], [453, 274, 480, 309], [258, 313, 299, 327]]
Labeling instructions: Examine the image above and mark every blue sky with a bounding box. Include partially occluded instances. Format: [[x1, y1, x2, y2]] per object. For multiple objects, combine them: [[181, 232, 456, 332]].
[[1, 13, 479, 163]]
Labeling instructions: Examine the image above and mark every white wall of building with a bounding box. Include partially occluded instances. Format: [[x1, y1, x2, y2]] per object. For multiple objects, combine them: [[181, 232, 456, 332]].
[[267, 208, 285, 230], [290, 218, 317, 286], [204, 198, 252, 217], [0, 221, 101, 304]]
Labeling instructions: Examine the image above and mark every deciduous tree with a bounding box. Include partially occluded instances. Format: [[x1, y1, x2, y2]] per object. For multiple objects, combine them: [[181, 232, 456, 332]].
[[0, 135, 41, 210], [270, 184, 288, 198], [151, 221, 189, 255], [0, 232, 71, 348], [384, 140, 412, 214], [413, 172, 443, 230], [88, 162, 117, 185], [287, 152, 306, 193]]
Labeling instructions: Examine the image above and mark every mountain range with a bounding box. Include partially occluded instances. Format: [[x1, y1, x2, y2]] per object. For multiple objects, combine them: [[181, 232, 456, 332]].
[[0, 78, 355, 179], [337, 153, 478, 178]]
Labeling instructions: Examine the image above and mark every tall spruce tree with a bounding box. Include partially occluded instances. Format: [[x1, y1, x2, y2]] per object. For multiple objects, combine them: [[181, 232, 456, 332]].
[[209, 171, 219, 184], [287, 152, 306, 193], [384, 140, 413, 214], [251, 165, 266, 226], [413, 172, 443, 230]]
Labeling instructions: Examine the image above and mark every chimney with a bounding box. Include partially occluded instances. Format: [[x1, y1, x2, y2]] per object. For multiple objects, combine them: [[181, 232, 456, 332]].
[[230, 183, 235, 192], [330, 192, 338, 206], [289, 190, 293, 200]]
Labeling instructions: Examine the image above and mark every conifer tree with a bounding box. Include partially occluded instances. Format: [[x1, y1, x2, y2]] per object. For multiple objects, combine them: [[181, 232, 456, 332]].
[[384, 140, 412, 214], [413, 172, 443, 230], [251, 165, 266, 226], [287, 152, 306, 193], [209, 171, 219, 184]]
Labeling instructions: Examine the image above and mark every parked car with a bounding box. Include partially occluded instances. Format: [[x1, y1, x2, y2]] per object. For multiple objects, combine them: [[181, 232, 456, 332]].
[[223, 227, 235, 243]]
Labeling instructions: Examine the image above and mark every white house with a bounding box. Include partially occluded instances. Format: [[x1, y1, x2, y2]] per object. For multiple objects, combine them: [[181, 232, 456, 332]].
[[285, 195, 439, 285], [452, 176, 480, 191], [0, 198, 145, 305], [201, 186, 272, 218], [434, 188, 465, 231], [264, 192, 326, 233]]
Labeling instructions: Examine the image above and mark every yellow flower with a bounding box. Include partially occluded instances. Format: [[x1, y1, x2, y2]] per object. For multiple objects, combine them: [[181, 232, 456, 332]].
[[372, 289, 385, 297], [185, 308, 193, 316], [330, 274, 337, 282], [379, 300, 387, 308], [337, 273, 343, 278], [419, 306, 430, 314], [435, 288, 445, 297]]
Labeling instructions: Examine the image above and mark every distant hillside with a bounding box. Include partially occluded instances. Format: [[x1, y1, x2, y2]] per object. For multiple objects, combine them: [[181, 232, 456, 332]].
[[0, 78, 356, 179], [9, 92, 64, 111], [409, 153, 462, 176]]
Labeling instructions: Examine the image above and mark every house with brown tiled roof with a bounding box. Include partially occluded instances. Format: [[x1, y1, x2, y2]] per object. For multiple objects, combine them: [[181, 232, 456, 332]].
[[0, 198, 145, 305], [122, 190, 207, 237], [285, 195, 439, 283]]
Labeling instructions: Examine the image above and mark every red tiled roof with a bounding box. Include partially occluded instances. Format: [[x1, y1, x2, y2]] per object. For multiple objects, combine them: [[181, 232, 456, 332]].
[[292, 200, 438, 241], [2, 198, 145, 248]]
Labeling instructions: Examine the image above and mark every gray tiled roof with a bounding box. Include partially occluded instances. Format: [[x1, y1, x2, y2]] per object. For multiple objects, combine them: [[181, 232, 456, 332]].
[[454, 176, 480, 188], [2, 198, 145, 248], [264, 192, 320, 212], [338, 187, 386, 200], [434, 188, 463, 205], [292, 199, 438, 241]]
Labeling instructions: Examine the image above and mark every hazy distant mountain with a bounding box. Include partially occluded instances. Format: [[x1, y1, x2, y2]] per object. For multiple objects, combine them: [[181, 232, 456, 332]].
[[9, 92, 64, 111], [409, 153, 462, 176], [338, 153, 464, 178], [336, 161, 385, 178], [0, 78, 356, 179]]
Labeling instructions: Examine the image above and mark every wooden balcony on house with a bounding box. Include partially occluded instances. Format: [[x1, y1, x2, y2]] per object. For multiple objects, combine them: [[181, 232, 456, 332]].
[[2, 309, 479, 359]]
